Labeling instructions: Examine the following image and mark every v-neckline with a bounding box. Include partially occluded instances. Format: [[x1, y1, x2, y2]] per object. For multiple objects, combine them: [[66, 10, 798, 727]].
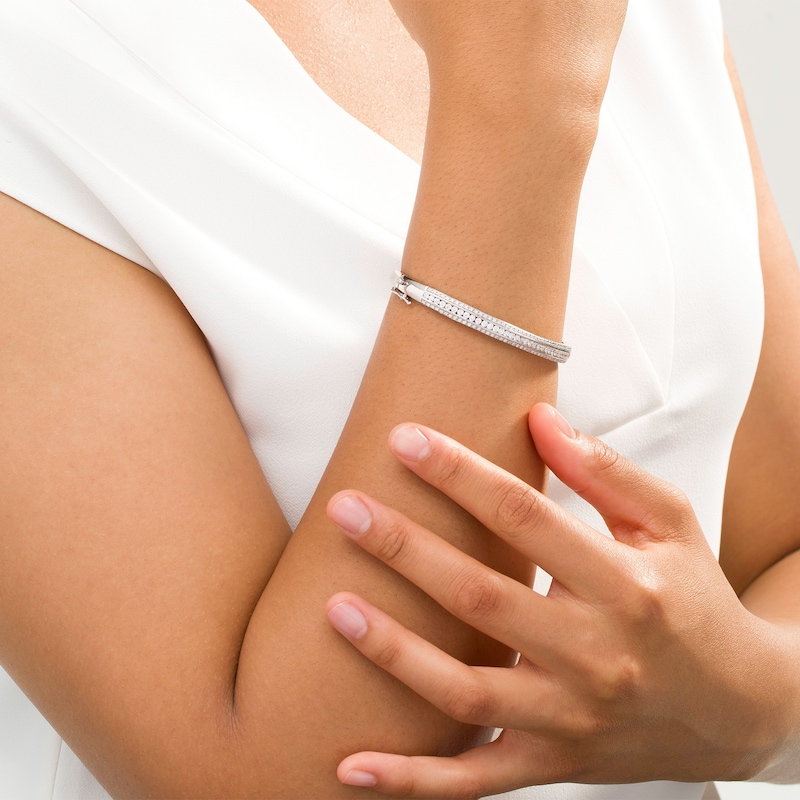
[[236, 0, 422, 168], [68, 0, 421, 238]]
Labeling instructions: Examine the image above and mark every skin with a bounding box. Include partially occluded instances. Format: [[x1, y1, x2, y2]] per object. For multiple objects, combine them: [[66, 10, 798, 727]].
[[3, 2, 793, 796], [0, 1, 628, 797], [326, 407, 800, 796], [324, 37, 800, 798], [247, 0, 430, 163]]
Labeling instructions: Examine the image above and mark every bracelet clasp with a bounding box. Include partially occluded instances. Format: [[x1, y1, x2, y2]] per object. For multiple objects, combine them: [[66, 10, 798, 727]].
[[390, 271, 412, 305]]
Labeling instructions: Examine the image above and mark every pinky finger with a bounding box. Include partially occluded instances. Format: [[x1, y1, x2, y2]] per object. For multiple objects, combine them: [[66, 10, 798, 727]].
[[337, 735, 534, 799]]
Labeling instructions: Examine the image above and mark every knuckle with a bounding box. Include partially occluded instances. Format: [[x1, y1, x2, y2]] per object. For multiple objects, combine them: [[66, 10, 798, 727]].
[[623, 569, 666, 624], [638, 481, 697, 539], [450, 569, 505, 621], [371, 518, 414, 565], [441, 676, 495, 724], [432, 444, 471, 489], [663, 485, 696, 528], [588, 439, 623, 477], [661, 482, 691, 512], [368, 633, 405, 672], [566, 626, 643, 709], [491, 481, 541, 537], [588, 655, 643, 704], [391, 769, 416, 799], [453, 775, 486, 800]]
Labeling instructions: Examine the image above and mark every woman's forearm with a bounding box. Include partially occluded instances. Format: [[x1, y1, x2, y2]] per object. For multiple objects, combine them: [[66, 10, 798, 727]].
[[223, 62, 604, 798], [6, 11, 629, 797], [401, 69, 597, 326]]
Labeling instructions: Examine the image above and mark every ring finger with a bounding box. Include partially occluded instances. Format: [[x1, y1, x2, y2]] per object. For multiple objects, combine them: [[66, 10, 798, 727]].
[[326, 591, 570, 732]]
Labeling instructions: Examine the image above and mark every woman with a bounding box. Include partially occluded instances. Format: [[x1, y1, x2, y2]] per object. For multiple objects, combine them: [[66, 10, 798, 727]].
[[0, 1, 796, 799]]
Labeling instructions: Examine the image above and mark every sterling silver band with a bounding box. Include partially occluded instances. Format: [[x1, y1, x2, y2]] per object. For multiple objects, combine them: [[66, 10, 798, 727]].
[[391, 272, 571, 364]]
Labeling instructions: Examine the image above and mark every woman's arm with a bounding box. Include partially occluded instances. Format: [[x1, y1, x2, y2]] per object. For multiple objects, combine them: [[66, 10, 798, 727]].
[[719, 39, 800, 598], [0, 3, 627, 797], [231, 8, 629, 796], [303, 37, 800, 797], [717, 39, 800, 782]]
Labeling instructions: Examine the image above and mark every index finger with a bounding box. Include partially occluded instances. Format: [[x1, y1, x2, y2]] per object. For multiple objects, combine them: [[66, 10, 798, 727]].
[[387, 424, 624, 598]]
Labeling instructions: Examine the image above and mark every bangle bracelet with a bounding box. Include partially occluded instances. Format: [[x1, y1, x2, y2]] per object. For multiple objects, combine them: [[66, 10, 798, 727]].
[[390, 271, 571, 364]]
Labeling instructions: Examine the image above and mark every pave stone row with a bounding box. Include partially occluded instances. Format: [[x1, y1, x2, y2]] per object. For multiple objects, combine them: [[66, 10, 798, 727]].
[[419, 287, 571, 363]]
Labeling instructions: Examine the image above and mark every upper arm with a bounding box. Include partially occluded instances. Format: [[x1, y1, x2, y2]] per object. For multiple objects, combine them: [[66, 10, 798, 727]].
[[719, 41, 800, 595], [0, 11, 595, 789], [0, 179, 538, 797], [0, 191, 290, 794]]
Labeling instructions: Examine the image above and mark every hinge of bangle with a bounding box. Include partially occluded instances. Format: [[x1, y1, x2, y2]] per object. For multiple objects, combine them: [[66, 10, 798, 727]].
[[390, 271, 412, 304]]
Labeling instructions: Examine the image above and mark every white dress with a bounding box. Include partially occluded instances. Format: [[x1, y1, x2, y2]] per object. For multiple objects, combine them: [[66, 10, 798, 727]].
[[0, 0, 763, 798]]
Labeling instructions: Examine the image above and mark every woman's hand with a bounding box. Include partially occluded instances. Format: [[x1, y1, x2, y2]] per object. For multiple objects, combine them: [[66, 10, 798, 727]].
[[325, 404, 795, 797]]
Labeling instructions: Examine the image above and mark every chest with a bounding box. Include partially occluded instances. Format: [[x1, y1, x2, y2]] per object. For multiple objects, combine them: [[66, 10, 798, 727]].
[[245, 0, 429, 163]]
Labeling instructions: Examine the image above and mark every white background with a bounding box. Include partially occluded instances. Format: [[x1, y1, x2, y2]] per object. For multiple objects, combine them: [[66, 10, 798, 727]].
[[721, 0, 800, 256], [712, 4, 798, 797]]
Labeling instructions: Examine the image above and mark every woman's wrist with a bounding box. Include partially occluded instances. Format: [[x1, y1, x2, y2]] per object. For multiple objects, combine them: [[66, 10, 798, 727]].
[[386, 2, 625, 340], [400, 91, 593, 339]]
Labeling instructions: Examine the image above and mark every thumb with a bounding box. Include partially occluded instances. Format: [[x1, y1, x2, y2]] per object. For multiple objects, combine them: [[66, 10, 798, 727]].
[[528, 404, 699, 546]]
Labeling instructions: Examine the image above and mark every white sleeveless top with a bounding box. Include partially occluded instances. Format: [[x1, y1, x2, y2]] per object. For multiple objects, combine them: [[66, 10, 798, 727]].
[[0, 1, 763, 798]]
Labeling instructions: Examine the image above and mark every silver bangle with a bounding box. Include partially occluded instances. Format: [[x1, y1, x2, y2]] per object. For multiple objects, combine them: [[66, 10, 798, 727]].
[[390, 272, 571, 364]]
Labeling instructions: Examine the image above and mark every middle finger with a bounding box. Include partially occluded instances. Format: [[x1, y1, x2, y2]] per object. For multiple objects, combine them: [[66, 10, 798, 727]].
[[387, 424, 624, 599], [328, 490, 572, 660]]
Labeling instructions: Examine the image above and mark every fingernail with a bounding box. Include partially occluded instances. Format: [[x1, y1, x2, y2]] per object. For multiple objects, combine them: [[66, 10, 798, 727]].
[[390, 426, 431, 461], [328, 602, 368, 640], [329, 496, 372, 536], [341, 769, 378, 787], [551, 406, 576, 439]]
